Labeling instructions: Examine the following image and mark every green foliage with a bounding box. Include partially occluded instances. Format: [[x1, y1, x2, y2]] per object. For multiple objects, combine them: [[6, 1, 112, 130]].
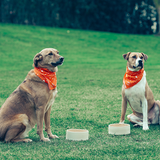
[[0, 23, 160, 159], [0, 0, 158, 34], [153, 0, 160, 6]]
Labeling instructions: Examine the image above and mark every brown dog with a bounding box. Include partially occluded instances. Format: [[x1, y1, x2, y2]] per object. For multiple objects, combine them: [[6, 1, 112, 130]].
[[0, 48, 64, 142]]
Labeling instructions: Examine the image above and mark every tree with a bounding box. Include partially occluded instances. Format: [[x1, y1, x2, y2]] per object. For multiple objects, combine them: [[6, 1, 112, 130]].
[[153, 0, 160, 34]]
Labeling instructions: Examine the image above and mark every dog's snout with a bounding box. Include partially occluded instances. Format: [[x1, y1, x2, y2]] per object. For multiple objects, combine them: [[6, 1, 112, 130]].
[[139, 60, 142, 65], [138, 59, 143, 67], [59, 57, 64, 62]]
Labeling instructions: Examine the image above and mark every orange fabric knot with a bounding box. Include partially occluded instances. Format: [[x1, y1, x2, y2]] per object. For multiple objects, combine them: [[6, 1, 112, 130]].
[[123, 67, 144, 89], [34, 67, 57, 90]]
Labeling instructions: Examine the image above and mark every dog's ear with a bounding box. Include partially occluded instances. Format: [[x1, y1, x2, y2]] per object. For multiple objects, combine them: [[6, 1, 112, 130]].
[[33, 53, 43, 67], [141, 53, 148, 61], [123, 52, 131, 61]]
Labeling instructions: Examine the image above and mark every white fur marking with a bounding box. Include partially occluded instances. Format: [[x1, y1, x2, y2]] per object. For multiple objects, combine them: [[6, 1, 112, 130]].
[[135, 56, 141, 67], [125, 71, 146, 113], [20, 115, 32, 138], [46, 88, 57, 111], [125, 70, 149, 130], [142, 99, 149, 130]]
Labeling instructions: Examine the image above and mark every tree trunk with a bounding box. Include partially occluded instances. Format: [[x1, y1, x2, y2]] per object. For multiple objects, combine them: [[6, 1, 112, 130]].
[[158, 6, 160, 34]]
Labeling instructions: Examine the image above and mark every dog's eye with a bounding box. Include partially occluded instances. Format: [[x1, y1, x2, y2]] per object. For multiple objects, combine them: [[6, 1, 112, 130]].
[[57, 52, 59, 55], [140, 56, 143, 59], [48, 52, 53, 56], [132, 55, 137, 59]]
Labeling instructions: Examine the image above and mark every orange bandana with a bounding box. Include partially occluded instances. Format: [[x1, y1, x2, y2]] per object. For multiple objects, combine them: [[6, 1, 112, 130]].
[[123, 67, 144, 89], [34, 67, 57, 90]]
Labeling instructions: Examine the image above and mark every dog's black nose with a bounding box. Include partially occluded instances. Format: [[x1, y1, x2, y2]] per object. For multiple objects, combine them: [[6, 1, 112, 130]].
[[59, 57, 64, 62], [139, 60, 143, 66]]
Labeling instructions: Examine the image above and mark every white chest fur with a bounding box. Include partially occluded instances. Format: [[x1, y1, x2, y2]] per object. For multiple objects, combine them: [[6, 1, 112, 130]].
[[46, 88, 58, 112], [125, 71, 146, 113]]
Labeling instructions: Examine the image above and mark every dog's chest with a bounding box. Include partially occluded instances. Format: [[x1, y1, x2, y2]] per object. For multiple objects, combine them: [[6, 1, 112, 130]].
[[46, 88, 58, 111], [125, 71, 146, 113]]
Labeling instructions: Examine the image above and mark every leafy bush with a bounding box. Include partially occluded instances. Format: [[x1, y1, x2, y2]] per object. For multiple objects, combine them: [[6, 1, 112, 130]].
[[0, 0, 158, 34]]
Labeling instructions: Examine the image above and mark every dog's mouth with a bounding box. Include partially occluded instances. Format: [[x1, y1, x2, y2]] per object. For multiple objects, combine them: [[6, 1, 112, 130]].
[[51, 62, 63, 66], [51, 57, 64, 67], [137, 64, 143, 69], [133, 61, 143, 70], [133, 65, 143, 69], [137, 61, 143, 69]]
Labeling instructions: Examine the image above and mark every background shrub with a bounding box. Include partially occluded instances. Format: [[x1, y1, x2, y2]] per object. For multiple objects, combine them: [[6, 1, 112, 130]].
[[0, 0, 158, 34]]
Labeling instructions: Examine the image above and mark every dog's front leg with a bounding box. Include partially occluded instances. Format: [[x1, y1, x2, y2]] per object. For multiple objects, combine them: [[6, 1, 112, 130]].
[[120, 95, 127, 124], [44, 106, 58, 139], [36, 106, 50, 142], [142, 98, 149, 130]]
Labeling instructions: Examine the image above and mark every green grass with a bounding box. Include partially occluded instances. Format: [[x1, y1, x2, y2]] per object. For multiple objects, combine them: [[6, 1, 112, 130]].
[[0, 23, 160, 159]]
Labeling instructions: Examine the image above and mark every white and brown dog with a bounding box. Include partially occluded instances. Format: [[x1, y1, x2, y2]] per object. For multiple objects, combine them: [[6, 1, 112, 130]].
[[120, 52, 160, 130]]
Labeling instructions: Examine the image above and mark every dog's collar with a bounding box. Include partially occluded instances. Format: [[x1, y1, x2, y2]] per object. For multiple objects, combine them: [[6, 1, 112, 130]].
[[34, 67, 57, 90], [123, 67, 144, 89]]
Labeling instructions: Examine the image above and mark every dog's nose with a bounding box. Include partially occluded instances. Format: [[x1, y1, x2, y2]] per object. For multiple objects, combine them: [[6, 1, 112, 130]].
[[139, 60, 142, 66], [59, 57, 64, 62]]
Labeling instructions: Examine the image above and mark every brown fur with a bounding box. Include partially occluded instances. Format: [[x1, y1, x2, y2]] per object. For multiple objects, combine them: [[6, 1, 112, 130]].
[[0, 48, 64, 142]]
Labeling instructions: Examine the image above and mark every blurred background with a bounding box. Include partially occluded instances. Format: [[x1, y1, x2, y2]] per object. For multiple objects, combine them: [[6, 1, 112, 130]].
[[0, 0, 160, 35]]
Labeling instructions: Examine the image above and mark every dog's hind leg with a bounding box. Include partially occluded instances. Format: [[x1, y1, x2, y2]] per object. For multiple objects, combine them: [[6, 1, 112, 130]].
[[5, 122, 32, 143], [127, 102, 160, 127], [4, 114, 32, 142], [127, 113, 143, 126], [5, 122, 24, 142]]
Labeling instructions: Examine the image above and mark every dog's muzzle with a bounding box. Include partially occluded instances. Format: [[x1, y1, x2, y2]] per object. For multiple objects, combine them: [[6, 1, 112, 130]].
[[59, 57, 64, 63], [138, 60, 143, 68], [51, 57, 64, 66]]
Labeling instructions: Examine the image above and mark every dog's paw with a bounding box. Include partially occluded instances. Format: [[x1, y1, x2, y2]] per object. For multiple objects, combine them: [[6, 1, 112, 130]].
[[23, 139, 32, 143], [133, 124, 141, 127], [48, 134, 59, 139], [119, 121, 124, 124], [41, 137, 50, 142], [143, 126, 149, 130]]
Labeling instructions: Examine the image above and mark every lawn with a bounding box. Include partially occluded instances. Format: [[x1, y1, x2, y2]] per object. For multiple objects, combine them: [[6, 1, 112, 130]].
[[0, 23, 160, 159]]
